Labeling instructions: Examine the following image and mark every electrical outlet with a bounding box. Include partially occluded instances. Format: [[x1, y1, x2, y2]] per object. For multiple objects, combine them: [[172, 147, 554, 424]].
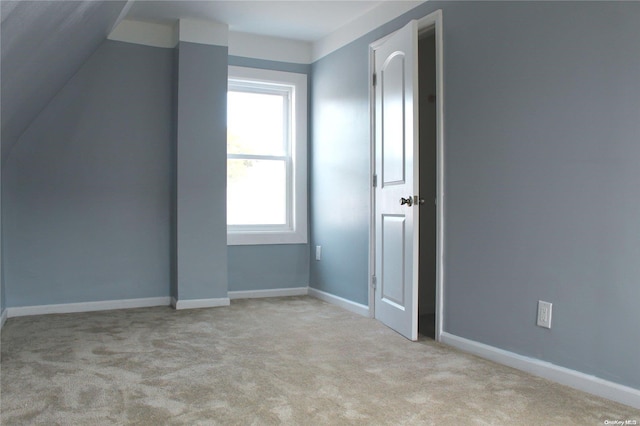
[[315, 245, 322, 261], [537, 301, 552, 329]]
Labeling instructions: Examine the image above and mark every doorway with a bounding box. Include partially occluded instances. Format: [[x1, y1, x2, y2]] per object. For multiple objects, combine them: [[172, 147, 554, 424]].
[[369, 10, 444, 342], [417, 30, 437, 339]]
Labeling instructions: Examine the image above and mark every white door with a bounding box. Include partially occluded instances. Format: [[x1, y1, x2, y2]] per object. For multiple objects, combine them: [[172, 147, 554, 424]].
[[373, 20, 419, 341]]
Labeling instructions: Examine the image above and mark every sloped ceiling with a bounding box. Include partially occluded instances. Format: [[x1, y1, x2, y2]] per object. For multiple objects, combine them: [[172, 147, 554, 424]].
[[1, 0, 128, 162], [0, 0, 422, 162]]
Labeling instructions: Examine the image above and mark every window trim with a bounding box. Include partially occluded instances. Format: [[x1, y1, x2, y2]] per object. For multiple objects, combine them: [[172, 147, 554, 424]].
[[226, 66, 307, 245]]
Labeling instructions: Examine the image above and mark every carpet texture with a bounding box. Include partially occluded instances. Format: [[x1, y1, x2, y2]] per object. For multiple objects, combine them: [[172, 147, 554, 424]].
[[1, 296, 638, 424]]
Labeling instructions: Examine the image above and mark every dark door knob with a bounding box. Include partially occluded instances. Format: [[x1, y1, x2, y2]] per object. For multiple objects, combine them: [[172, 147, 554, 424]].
[[400, 197, 413, 207]]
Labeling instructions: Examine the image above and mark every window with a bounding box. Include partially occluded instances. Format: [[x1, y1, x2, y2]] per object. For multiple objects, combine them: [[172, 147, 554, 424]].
[[227, 66, 307, 245]]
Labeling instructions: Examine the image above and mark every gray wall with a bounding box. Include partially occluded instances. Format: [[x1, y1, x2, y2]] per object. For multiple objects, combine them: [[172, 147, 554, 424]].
[[442, 1, 640, 390], [3, 40, 173, 306], [309, 43, 371, 305], [310, 1, 640, 389], [227, 56, 311, 292], [175, 41, 228, 300], [228, 245, 308, 291], [1, 42, 313, 307], [1, 147, 3, 315], [170, 47, 179, 302], [1, 0, 126, 318], [228, 56, 310, 75]]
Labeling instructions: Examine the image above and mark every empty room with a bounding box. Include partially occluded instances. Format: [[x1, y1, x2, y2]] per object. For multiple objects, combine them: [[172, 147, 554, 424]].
[[1, 0, 639, 423]]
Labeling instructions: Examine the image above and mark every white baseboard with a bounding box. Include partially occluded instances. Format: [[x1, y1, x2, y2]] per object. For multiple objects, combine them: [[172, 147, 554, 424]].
[[440, 332, 640, 410], [173, 297, 230, 310], [1, 308, 7, 330], [308, 287, 369, 317], [6, 297, 172, 318], [228, 287, 308, 300]]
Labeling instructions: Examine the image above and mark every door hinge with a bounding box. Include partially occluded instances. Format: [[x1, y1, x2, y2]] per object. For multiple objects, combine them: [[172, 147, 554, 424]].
[[373, 174, 378, 187], [372, 73, 377, 87], [371, 275, 377, 289]]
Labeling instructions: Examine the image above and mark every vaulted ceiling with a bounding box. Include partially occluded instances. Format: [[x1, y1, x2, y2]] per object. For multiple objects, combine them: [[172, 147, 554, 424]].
[[1, 1, 128, 161]]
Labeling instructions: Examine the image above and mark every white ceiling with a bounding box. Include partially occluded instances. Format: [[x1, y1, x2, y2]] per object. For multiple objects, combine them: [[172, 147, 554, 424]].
[[127, 1, 421, 42]]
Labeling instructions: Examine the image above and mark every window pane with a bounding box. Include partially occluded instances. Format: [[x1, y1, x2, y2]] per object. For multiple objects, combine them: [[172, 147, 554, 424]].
[[227, 159, 287, 225], [227, 91, 286, 156]]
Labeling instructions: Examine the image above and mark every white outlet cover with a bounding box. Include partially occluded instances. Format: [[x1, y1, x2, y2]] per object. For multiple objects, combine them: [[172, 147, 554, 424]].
[[315, 245, 322, 261], [537, 301, 552, 329]]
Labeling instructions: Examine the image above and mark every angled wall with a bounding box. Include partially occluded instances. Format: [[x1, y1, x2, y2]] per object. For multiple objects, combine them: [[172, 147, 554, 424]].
[[1, 0, 127, 162]]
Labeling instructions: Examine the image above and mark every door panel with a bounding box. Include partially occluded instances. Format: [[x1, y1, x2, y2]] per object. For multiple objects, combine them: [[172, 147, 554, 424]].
[[381, 52, 406, 185], [374, 20, 419, 340], [381, 214, 406, 307]]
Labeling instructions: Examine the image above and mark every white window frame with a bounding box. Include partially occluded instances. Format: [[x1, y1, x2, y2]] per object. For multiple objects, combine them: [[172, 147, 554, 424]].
[[227, 66, 307, 245]]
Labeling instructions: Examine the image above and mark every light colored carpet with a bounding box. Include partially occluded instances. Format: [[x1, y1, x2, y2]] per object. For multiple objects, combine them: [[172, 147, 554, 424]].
[[1, 296, 638, 425]]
